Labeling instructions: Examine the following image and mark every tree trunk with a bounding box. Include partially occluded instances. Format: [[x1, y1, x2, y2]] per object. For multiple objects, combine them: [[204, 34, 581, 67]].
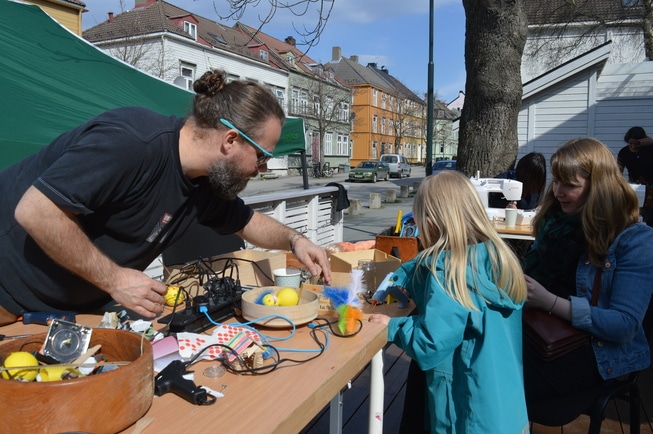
[[458, 0, 527, 178], [644, 0, 653, 61]]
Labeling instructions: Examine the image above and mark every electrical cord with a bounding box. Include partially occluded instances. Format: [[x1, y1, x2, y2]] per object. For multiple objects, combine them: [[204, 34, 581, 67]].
[[184, 309, 329, 375]]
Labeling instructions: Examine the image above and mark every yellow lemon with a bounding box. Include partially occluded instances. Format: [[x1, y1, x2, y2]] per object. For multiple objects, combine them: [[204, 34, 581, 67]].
[[2, 351, 39, 381], [165, 286, 185, 307], [39, 366, 67, 382], [262, 293, 277, 306], [276, 287, 299, 306]]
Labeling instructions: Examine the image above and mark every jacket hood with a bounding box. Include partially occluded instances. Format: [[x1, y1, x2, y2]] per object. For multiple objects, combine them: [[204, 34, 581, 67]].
[[390, 242, 523, 313]]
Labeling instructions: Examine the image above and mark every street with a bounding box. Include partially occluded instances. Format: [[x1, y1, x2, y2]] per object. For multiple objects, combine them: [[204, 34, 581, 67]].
[[242, 167, 427, 242]]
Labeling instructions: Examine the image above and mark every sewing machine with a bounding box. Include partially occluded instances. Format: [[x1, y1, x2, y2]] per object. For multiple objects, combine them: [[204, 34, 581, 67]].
[[470, 177, 529, 222]]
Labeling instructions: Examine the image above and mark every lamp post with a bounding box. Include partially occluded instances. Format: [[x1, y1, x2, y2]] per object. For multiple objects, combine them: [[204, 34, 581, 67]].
[[425, 0, 434, 176]]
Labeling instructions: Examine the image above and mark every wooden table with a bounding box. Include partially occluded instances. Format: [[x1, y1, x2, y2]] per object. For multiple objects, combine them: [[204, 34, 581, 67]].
[[0, 302, 413, 434], [493, 221, 535, 240]]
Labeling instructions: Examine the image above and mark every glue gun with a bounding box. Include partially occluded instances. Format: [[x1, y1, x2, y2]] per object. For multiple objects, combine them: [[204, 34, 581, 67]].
[[154, 360, 215, 406], [372, 273, 410, 308]]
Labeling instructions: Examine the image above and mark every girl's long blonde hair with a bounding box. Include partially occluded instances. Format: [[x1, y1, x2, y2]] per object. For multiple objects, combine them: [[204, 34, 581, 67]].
[[533, 138, 640, 266], [413, 171, 527, 309]]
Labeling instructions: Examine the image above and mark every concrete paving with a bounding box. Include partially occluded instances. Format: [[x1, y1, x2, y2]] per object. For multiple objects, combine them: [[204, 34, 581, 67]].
[[241, 167, 427, 243]]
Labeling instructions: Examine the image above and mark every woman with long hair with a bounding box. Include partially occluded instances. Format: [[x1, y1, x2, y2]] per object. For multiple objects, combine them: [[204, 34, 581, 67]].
[[522, 138, 653, 415]]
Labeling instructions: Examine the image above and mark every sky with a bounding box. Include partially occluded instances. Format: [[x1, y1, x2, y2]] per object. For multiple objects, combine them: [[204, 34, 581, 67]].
[[83, 0, 467, 104]]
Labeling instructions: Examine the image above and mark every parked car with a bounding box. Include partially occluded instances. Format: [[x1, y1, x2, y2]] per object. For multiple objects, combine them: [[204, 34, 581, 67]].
[[348, 161, 390, 183], [432, 159, 457, 174], [380, 154, 411, 178]]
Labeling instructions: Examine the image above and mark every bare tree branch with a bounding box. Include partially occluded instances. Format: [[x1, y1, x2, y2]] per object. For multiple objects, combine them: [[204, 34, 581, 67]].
[[214, 0, 335, 55]]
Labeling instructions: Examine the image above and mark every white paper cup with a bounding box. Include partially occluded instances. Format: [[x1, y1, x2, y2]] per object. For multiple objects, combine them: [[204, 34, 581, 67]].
[[504, 208, 518, 227], [272, 268, 302, 288]]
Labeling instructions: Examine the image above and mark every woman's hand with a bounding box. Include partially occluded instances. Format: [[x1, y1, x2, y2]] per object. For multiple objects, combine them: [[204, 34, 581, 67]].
[[524, 274, 557, 311], [368, 314, 390, 325]]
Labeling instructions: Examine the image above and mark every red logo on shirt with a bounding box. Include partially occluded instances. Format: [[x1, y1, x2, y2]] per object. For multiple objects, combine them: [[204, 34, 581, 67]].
[[161, 213, 173, 224]]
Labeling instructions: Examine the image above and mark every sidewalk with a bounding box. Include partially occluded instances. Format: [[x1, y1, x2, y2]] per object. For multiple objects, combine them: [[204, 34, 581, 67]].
[[242, 169, 425, 243]]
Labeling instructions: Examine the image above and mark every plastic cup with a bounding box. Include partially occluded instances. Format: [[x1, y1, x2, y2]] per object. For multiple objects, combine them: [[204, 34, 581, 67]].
[[505, 208, 518, 227]]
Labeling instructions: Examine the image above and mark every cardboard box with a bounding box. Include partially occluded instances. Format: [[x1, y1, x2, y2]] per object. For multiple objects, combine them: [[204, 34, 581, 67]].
[[167, 249, 286, 289], [328, 249, 401, 286], [376, 226, 420, 263]]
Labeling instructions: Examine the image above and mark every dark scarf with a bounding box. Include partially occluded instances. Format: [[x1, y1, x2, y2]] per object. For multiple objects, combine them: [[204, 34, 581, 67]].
[[522, 211, 586, 299]]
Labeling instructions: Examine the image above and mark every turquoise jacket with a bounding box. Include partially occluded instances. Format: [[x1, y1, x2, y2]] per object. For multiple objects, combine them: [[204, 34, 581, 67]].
[[387, 243, 529, 434]]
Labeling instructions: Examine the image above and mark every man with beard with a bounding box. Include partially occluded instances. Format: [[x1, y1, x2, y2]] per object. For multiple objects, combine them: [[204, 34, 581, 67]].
[[0, 70, 331, 324]]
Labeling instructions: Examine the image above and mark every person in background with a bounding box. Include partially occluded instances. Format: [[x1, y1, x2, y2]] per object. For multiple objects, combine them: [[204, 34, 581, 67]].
[[489, 151, 547, 210], [522, 138, 653, 418], [0, 69, 331, 325], [369, 171, 529, 433], [618, 126, 653, 225]]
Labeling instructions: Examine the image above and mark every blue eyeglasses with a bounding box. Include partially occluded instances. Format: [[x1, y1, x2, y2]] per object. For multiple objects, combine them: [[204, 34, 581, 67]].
[[219, 118, 273, 166]]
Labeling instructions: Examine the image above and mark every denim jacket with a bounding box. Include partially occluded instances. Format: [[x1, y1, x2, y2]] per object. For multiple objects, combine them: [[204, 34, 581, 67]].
[[570, 222, 653, 380]]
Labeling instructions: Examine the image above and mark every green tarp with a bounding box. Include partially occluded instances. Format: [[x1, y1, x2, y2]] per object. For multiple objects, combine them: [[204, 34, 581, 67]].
[[0, 0, 305, 170]]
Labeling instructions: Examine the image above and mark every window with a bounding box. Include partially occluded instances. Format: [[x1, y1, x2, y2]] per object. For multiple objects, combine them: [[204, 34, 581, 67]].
[[372, 141, 378, 159], [337, 134, 349, 155], [260, 50, 268, 62], [184, 22, 197, 40], [338, 102, 350, 122], [290, 88, 309, 115], [381, 117, 386, 135], [291, 88, 299, 114], [372, 115, 378, 133], [300, 90, 308, 115], [381, 93, 387, 109], [313, 95, 321, 116], [324, 132, 334, 155], [325, 97, 334, 118], [180, 62, 196, 90], [275, 89, 285, 111], [372, 89, 378, 107]]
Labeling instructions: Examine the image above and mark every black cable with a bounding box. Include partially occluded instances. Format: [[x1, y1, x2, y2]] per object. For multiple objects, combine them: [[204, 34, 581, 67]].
[[184, 325, 328, 376]]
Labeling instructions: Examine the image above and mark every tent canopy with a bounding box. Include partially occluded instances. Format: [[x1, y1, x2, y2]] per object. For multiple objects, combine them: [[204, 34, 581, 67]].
[[0, 0, 304, 169]]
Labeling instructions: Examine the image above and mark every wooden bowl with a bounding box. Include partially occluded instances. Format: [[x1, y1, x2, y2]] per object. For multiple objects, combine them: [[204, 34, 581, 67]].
[[241, 286, 319, 327], [0, 328, 153, 434]]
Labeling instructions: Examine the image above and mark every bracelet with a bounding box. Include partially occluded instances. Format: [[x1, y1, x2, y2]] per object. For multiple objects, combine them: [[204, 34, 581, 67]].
[[548, 296, 558, 315], [289, 232, 306, 254]]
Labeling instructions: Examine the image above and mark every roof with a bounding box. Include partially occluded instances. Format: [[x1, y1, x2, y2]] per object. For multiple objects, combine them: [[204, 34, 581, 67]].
[[83, 0, 263, 64], [522, 41, 611, 99], [233, 22, 349, 89], [366, 64, 424, 104], [325, 56, 395, 92], [524, 0, 645, 26]]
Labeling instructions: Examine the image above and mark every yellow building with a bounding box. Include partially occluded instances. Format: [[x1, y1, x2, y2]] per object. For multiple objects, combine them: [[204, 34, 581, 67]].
[[23, 0, 86, 35], [327, 47, 426, 167]]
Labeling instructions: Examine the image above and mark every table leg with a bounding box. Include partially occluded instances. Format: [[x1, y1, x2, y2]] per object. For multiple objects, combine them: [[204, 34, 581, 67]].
[[329, 390, 343, 434], [368, 349, 384, 433]]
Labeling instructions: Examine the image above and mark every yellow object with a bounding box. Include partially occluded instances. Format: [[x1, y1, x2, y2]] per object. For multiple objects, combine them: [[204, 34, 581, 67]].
[[164, 286, 185, 307], [2, 351, 39, 381], [276, 287, 299, 306], [262, 294, 277, 306], [394, 210, 403, 233], [39, 366, 67, 382]]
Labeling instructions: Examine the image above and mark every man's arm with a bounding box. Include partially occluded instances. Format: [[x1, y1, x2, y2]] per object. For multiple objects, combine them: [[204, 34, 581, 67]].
[[14, 186, 167, 317], [237, 211, 331, 284]]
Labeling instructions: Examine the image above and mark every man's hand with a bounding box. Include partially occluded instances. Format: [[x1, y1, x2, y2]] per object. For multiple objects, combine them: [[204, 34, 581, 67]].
[[15, 186, 167, 317], [291, 235, 332, 285], [107, 268, 168, 318]]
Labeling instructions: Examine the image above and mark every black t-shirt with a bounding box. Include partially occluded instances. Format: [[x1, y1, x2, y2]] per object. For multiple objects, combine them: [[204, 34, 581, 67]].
[[0, 107, 252, 314], [618, 145, 653, 185]]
